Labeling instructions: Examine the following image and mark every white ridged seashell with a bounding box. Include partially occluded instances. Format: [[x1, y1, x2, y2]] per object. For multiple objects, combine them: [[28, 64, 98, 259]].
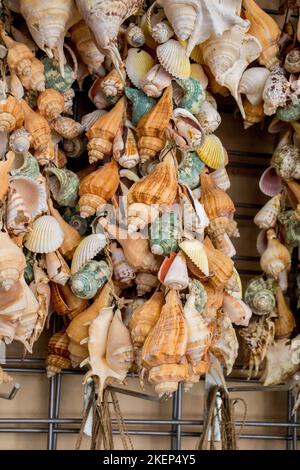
[[10, 176, 48, 219], [238, 67, 270, 106], [210, 167, 230, 191], [254, 194, 281, 230], [71, 233, 107, 274], [126, 23, 146, 48], [196, 100, 221, 134], [179, 239, 209, 276], [25, 215, 64, 253], [157, 39, 191, 79], [81, 110, 107, 132], [125, 48, 154, 89]]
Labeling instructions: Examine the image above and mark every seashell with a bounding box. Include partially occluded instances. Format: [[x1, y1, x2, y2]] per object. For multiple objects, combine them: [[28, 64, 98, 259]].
[[66, 283, 111, 344], [197, 135, 225, 170], [238, 67, 270, 106], [129, 291, 164, 347], [141, 64, 172, 98], [0, 96, 24, 133], [9, 127, 31, 155], [37, 88, 65, 121], [62, 207, 88, 237], [137, 86, 173, 162], [127, 203, 159, 233], [20, 0, 80, 76], [275, 287, 295, 339], [125, 48, 154, 89], [142, 289, 188, 397], [51, 117, 83, 140], [259, 166, 283, 198], [45, 251, 70, 286], [157, 39, 191, 80], [25, 215, 64, 254], [125, 87, 155, 126], [263, 65, 291, 116], [135, 272, 158, 297], [210, 167, 230, 192], [20, 57, 45, 92], [106, 310, 133, 375], [159, 251, 189, 291], [10, 175, 48, 219], [178, 151, 205, 190], [70, 20, 105, 75], [243, 0, 281, 69], [42, 56, 75, 93], [99, 220, 161, 273], [79, 160, 120, 218], [286, 180, 300, 211], [173, 108, 205, 150], [180, 239, 209, 277], [184, 294, 210, 365], [0, 151, 15, 202], [87, 97, 125, 163], [277, 103, 300, 123], [110, 243, 135, 287], [278, 210, 300, 248], [51, 280, 88, 318], [45, 167, 79, 207], [273, 144, 300, 180], [180, 185, 209, 237], [0, 30, 34, 79], [150, 211, 181, 256], [0, 231, 26, 291], [88, 77, 112, 109], [260, 229, 291, 280], [71, 234, 107, 275], [212, 233, 236, 258], [71, 260, 110, 300], [126, 23, 145, 48], [190, 64, 208, 89], [9, 73, 24, 100], [127, 151, 177, 209], [157, 0, 248, 56], [284, 49, 300, 74], [196, 100, 221, 135], [254, 194, 281, 230], [203, 236, 234, 288], [100, 68, 124, 99], [47, 330, 71, 377], [175, 78, 205, 115], [63, 137, 86, 160], [262, 335, 300, 387], [223, 292, 252, 327], [210, 309, 238, 375], [242, 98, 264, 129], [6, 186, 31, 235], [114, 127, 140, 169], [224, 267, 242, 298], [21, 99, 51, 153], [151, 21, 174, 44], [244, 276, 276, 316], [75, 0, 144, 79]]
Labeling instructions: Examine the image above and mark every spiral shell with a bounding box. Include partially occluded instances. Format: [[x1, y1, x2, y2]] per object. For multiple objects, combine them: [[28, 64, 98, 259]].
[[244, 277, 276, 315]]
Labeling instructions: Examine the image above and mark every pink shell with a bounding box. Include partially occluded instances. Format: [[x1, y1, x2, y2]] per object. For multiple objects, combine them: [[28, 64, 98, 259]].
[[268, 117, 289, 134], [259, 166, 283, 197], [256, 229, 267, 255]]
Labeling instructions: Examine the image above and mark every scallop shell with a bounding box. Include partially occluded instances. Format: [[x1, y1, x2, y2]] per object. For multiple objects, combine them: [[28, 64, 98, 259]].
[[25, 215, 64, 254], [179, 239, 209, 277], [196, 135, 225, 170], [254, 194, 281, 230], [157, 39, 191, 80], [125, 48, 154, 89], [71, 234, 107, 274], [259, 166, 283, 197]]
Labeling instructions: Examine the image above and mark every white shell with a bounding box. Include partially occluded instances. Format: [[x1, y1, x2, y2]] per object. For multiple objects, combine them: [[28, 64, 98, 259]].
[[125, 48, 154, 89], [162, 252, 189, 290], [254, 194, 281, 230], [25, 215, 64, 253], [6, 187, 31, 235], [238, 67, 270, 106], [210, 166, 230, 191], [10, 176, 48, 219], [157, 39, 191, 79], [71, 233, 107, 274], [196, 100, 221, 134], [140, 64, 172, 98], [222, 293, 252, 327]]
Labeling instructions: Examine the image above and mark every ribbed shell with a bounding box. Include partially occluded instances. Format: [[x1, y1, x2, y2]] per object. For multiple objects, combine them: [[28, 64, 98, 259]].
[[200, 171, 235, 220], [71, 234, 107, 274], [37, 88, 65, 120], [125, 48, 154, 88], [156, 39, 191, 79], [25, 215, 64, 253], [129, 291, 165, 347], [180, 239, 209, 277], [203, 236, 234, 288], [51, 117, 83, 139], [254, 194, 281, 229], [244, 276, 276, 315], [197, 135, 225, 170], [260, 229, 291, 279], [0, 96, 24, 133]]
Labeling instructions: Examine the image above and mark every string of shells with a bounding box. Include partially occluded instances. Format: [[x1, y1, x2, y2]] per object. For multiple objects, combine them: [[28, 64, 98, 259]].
[[1, 0, 299, 445]]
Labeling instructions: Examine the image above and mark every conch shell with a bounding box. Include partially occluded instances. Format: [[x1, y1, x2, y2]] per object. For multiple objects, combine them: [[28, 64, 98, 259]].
[[47, 330, 70, 377], [0, 96, 24, 133], [254, 194, 281, 230], [0, 231, 26, 292], [37, 88, 65, 121], [274, 287, 296, 339], [21, 100, 51, 155], [260, 229, 291, 279], [70, 20, 105, 75]]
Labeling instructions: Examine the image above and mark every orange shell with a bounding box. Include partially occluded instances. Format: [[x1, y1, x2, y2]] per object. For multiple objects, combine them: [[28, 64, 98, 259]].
[[0, 96, 24, 132], [200, 171, 235, 221], [37, 88, 65, 121], [275, 287, 296, 339], [50, 282, 88, 319], [21, 99, 51, 151], [129, 291, 165, 347], [203, 237, 234, 288]]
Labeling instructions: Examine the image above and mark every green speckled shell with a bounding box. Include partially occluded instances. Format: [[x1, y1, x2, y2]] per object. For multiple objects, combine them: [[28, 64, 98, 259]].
[[150, 212, 181, 256], [273, 144, 300, 180], [11, 152, 40, 180], [46, 167, 79, 207], [178, 152, 205, 189], [63, 206, 88, 236], [244, 277, 276, 315], [278, 210, 300, 247], [125, 87, 156, 126], [176, 78, 206, 115], [42, 57, 75, 93], [71, 260, 110, 299], [188, 279, 207, 313], [277, 103, 300, 122]]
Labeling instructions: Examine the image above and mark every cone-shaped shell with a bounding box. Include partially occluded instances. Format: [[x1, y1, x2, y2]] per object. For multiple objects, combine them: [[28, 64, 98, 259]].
[[37, 88, 65, 120], [161, 252, 189, 291], [156, 39, 191, 79], [137, 86, 173, 162], [260, 229, 291, 279], [180, 239, 209, 277], [0, 96, 24, 133], [275, 287, 296, 339], [129, 291, 165, 347], [254, 194, 281, 230], [127, 151, 177, 206], [243, 0, 280, 69], [87, 97, 126, 163], [21, 99, 51, 152], [79, 160, 120, 218], [203, 236, 234, 288], [47, 330, 70, 377], [25, 215, 64, 254], [114, 127, 140, 169], [200, 171, 235, 221], [71, 234, 107, 274], [196, 135, 225, 170], [0, 30, 34, 77]]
